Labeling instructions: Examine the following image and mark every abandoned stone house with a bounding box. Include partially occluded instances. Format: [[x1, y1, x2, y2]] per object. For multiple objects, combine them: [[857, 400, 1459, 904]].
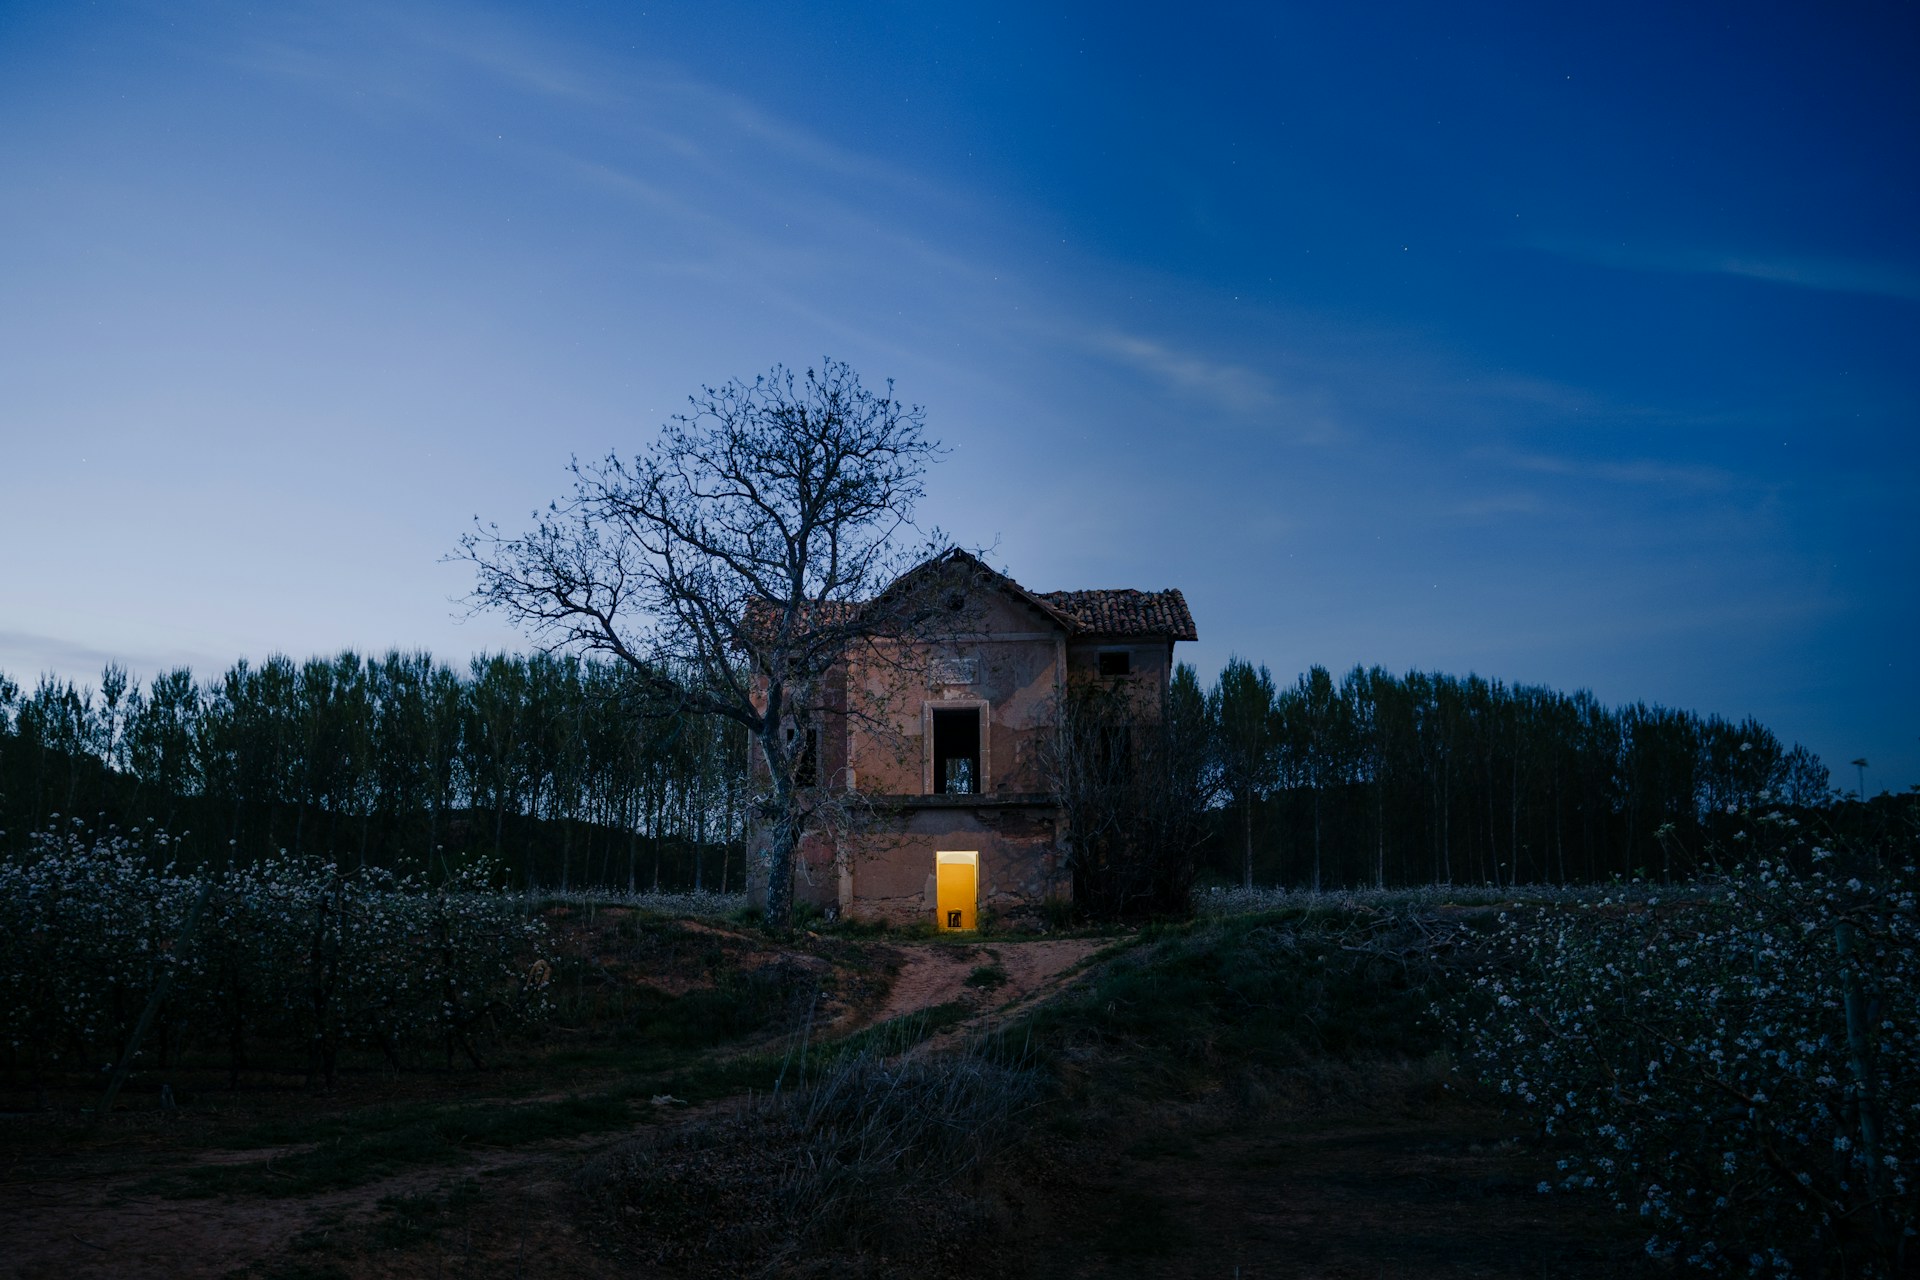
[[747, 551, 1197, 929]]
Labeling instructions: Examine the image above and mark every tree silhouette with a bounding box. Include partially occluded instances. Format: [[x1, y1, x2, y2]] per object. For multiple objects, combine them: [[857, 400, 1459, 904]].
[[459, 359, 942, 927]]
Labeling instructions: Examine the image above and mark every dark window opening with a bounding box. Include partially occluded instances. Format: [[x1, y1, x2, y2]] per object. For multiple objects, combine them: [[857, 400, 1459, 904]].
[[1098, 650, 1132, 677], [932, 707, 980, 795], [787, 725, 819, 787]]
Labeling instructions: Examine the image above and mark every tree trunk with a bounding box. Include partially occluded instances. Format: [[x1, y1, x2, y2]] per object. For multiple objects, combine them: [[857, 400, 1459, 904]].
[[1242, 793, 1253, 891], [1375, 778, 1385, 890], [757, 700, 799, 929], [1429, 764, 1441, 886], [1508, 753, 1520, 886], [764, 809, 800, 929], [693, 790, 706, 893], [1311, 780, 1322, 894], [1485, 754, 1498, 887], [626, 821, 638, 895]]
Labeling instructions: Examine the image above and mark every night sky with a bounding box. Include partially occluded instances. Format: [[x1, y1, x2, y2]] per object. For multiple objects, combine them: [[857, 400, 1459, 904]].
[[2, 2, 1915, 790]]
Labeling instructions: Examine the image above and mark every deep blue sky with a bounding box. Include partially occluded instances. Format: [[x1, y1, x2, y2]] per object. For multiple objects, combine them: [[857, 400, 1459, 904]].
[[2, 1, 1915, 791]]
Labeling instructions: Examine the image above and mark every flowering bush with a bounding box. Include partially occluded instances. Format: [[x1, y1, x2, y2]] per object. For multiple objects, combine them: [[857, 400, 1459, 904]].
[[528, 887, 747, 919], [1451, 838, 1920, 1275], [0, 820, 554, 1089], [1193, 880, 1678, 917]]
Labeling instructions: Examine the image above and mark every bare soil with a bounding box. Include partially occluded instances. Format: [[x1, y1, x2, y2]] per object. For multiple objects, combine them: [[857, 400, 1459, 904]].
[[857, 938, 1106, 1031]]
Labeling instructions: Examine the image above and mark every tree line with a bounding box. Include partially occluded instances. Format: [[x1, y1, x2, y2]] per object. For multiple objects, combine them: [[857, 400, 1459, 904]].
[[0, 652, 747, 893], [0, 648, 1843, 897], [1202, 661, 1834, 891]]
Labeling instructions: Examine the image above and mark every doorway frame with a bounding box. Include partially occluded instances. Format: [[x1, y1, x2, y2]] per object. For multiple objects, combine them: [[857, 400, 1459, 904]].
[[935, 849, 979, 931]]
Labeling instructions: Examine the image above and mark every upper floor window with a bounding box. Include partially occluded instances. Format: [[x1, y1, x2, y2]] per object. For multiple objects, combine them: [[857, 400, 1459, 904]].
[[1098, 650, 1132, 677], [932, 706, 980, 795]]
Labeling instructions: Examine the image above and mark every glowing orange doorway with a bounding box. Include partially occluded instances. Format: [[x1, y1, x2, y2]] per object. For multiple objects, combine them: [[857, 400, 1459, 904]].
[[936, 851, 978, 931]]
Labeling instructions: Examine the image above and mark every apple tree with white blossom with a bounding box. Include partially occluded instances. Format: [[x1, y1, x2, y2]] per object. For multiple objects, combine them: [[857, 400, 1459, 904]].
[[1451, 820, 1919, 1276], [0, 819, 555, 1093]]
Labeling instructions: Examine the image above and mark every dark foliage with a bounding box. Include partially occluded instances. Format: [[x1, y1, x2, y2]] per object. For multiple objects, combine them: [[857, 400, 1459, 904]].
[[1043, 665, 1212, 919], [1194, 662, 1848, 890], [0, 646, 1868, 905], [0, 651, 746, 891]]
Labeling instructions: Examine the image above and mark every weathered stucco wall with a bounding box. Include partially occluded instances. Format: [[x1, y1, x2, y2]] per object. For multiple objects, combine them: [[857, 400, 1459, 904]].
[[846, 584, 1065, 797], [1065, 638, 1173, 683], [745, 574, 1185, 922], [746, 804, 1068, 927], [840, 803, 1067, 925]]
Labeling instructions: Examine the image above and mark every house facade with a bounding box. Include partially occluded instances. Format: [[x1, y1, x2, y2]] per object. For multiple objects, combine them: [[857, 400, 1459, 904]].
[[748, 551, 1197, 929]]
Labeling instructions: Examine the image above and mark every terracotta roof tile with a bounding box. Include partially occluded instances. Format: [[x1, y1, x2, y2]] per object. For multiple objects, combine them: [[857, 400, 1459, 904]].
[[1036, 588, 1198, 641]]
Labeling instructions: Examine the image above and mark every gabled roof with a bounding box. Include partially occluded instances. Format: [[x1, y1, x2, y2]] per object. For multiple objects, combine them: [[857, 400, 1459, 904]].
[[913, 549, 1199, 642], [742, 549, 1198, 646], [1037, 588, 1199, 642], [890, 548, 1081, 634]]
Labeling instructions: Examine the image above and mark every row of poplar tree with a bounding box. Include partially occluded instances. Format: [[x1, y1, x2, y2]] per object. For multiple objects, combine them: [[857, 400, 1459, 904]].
[[1202, 661, 1834, 891], [0, 652, 747, 893], [0, 651, 1835, 893]]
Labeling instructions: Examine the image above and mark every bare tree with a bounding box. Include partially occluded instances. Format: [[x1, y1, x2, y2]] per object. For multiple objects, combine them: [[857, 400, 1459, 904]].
[[458, 359, 942, 926]]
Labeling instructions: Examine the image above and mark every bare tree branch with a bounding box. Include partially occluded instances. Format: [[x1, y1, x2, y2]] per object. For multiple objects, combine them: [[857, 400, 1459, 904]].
[[456, 358, 946, 926]]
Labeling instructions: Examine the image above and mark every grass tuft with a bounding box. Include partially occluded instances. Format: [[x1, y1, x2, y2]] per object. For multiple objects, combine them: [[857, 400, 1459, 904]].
[[1013, 906, 1459, 1099], [964, 960, 1011, 991]]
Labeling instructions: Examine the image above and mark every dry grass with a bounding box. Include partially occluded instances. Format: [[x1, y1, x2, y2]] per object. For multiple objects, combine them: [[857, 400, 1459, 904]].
[[581, 1033, 1040, 1273]]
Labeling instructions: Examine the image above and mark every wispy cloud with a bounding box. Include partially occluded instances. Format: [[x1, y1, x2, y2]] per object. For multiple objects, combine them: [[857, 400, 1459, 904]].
[[228, 5, 944, 207], [1534, 238, 1920, 303], [1087, 330, 1278, 415], [401, 15, 612, 106], [1434, 448, 1759, 525], [1487, 448, 1741, 492], [213, 5, 1421, 453], [1445, 491, 1549, 521], [1711, 255, 1920, 301], [1468, 374, 1602, 416], [1080, 329, 1356, 442]]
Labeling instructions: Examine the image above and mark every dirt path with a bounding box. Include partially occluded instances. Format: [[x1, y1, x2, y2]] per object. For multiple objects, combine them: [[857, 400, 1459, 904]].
[[857, 937, 1106, 1032]]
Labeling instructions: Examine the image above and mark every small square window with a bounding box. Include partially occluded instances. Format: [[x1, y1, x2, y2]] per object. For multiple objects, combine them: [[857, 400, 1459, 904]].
[[1098, 651, 1131, 677]]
